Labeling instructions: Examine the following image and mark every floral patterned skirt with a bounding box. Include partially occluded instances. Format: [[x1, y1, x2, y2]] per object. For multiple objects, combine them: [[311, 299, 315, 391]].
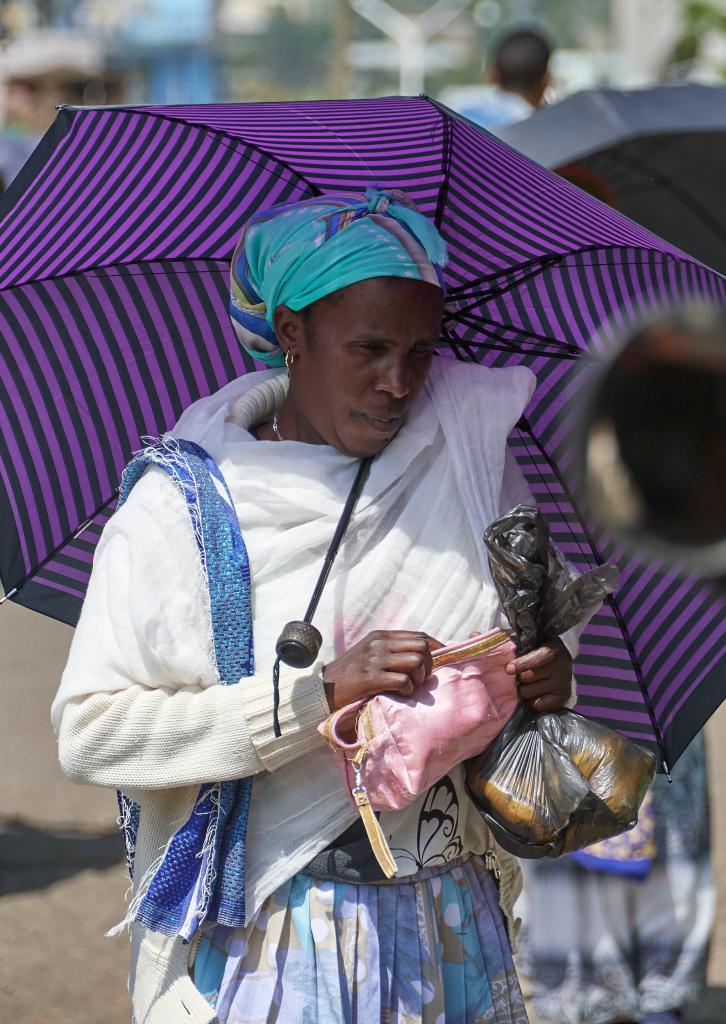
[[193, 855, 528, 1024]]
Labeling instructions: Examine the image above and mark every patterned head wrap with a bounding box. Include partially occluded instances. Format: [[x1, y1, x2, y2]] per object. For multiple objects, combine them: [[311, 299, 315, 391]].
[[229, 186, 447, 367]]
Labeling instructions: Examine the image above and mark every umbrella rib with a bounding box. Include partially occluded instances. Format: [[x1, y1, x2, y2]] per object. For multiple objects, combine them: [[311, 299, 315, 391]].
[[471, 339, 576, 358], [0, 257, 230, 296], [515, 416, 670, 774], [83, 104, 325, 201], [440, 324, 478, 362], [422, 95, 454, 232], [447, 329, 559, 358], [445, 312, 579, 358], [448, 254, 564, 302], [0, 490, 119, 606], [447, 309, 570, 348], [446, 243, 709, 304]]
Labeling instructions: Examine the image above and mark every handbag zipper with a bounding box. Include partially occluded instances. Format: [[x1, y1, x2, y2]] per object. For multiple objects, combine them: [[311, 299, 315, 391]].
[[483, 845, 521, 949], [430, 629, 510, 669], [483, 847, 502, 881]]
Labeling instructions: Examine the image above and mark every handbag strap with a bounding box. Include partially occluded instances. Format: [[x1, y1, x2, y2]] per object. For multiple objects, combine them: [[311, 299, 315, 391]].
[[320, 702, 397, 878]]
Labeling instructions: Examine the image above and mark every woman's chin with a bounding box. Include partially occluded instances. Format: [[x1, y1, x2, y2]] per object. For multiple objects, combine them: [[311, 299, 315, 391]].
[[336, 423, 402, 458]]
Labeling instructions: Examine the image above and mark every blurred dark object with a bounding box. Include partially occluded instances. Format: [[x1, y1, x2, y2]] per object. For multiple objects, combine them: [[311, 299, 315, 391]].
[[483, 504, 619, 654], [497, 84, 726, 275], [467, 505, 653, 857], [584, 307, 726, 579]]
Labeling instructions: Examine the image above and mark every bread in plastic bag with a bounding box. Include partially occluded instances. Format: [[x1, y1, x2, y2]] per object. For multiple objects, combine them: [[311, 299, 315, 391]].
[[466, 703, 656, 858]]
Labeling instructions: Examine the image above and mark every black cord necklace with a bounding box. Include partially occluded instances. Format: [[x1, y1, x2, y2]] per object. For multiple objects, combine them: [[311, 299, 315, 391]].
[[272, 455, 373, 735]]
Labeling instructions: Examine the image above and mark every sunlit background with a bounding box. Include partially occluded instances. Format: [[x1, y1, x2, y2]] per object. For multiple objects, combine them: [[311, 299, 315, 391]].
[[0, 0, 723, 133]]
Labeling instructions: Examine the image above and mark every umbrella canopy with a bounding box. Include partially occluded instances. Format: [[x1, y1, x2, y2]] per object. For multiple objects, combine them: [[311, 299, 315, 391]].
[[0, 96, 724, 771], [497, 83, 726, 275]]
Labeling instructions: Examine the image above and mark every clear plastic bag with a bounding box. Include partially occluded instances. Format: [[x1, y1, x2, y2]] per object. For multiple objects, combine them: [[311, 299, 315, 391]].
[[466, 505, 656, 858], [467, 703, 656, 858]]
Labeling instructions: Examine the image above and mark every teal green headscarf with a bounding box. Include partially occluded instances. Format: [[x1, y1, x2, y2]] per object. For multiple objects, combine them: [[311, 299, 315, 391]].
[[229, 186, 447, 367]]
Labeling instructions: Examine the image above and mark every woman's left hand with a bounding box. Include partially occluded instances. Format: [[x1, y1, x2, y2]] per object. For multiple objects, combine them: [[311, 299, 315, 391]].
[[505, 637, 573, 712]]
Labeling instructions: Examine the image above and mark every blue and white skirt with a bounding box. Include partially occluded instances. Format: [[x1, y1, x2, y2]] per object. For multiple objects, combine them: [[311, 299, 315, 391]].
[[193, 855, 528, 1024]]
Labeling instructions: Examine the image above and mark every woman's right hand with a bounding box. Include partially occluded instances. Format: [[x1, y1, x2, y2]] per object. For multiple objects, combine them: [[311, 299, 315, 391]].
[[322, 630, 440, 712]]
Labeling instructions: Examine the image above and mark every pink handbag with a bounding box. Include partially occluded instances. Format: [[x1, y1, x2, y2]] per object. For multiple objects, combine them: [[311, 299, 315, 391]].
[[319, 628, 519, 876]]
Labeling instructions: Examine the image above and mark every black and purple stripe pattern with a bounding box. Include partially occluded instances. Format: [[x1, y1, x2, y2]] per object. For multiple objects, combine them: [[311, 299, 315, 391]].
[[0, 97, 723, 767]]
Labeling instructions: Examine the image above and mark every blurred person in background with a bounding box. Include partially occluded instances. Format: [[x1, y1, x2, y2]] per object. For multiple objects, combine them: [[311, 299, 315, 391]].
[[489, 28, 552, 116], [0, 77, 44, 194], [440, 26, 552, 131], [516, 737, 713, 1024]]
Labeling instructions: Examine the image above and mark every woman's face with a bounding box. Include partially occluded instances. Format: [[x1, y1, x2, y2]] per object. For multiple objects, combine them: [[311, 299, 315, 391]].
[[274, 276, 444, 457]]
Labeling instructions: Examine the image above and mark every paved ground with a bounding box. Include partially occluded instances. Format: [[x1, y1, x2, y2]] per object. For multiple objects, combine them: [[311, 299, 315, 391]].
[[2, 599, 726, 1023]]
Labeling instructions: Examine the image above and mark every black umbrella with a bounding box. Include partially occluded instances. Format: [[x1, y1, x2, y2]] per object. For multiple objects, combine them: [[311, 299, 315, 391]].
[[497, 83, 726, 276]]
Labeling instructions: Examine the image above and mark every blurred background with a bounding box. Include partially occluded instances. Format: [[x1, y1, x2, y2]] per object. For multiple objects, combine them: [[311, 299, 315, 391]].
[[0, 1, 723, 137], [1, 2, 726, 1023]]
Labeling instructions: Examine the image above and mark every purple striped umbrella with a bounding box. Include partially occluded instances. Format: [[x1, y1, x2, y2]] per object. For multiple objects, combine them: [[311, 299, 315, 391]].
[[1, 97, 724, 771]]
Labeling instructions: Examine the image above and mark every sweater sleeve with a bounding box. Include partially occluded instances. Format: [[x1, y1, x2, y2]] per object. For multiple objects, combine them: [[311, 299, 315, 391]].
[[54, 465, 330, 790], [58, 661, 329, 789]]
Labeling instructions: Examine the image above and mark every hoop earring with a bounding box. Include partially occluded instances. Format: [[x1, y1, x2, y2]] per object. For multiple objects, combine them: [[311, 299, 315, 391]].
[[285, 350, 294, 376]]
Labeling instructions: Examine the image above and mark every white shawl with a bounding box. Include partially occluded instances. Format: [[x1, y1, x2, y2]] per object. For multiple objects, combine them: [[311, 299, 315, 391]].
[[53, 357, 536, 918]]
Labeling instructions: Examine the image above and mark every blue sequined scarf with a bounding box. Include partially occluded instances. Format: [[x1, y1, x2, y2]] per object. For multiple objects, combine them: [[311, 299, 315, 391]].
[[115, 437, 254, 940]]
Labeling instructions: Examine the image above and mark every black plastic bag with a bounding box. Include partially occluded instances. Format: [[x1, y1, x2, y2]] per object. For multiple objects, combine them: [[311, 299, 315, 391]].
[[484, 504, 620, 653], [466, 506, 656, 858]]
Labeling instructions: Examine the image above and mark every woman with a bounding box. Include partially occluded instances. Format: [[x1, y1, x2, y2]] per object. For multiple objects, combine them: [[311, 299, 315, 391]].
[[53, 188, 575, 1024]]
